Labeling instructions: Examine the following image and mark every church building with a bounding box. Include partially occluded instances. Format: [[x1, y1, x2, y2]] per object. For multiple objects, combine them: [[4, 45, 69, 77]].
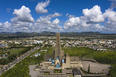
[[38, 33, 82, 70]]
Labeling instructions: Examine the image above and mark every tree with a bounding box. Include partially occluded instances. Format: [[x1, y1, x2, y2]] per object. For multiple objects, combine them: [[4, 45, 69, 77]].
[[88, 64, 90, 74]]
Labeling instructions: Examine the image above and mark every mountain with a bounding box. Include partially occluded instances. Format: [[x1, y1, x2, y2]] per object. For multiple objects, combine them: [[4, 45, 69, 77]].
[[81, 31, 102, 35], [0, 31, 115, 36], [41, 31, 56, 34]]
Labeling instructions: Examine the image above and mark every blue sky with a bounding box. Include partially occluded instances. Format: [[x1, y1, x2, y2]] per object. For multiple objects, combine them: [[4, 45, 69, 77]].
[[0, 0, 116, 33]]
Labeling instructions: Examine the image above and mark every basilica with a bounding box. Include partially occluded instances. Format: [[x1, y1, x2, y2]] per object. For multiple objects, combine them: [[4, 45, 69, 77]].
[[37, 33, 82, 70], [33, 33, 110, 77]]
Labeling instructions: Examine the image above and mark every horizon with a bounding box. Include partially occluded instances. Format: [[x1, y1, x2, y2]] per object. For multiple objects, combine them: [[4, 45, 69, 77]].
[[0, 31, 116, 34], [0, 0, 116, 33]]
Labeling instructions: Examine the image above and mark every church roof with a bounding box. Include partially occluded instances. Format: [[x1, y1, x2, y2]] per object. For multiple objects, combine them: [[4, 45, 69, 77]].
[[44, 54, 53, 61], [55, 63, 61, 68]]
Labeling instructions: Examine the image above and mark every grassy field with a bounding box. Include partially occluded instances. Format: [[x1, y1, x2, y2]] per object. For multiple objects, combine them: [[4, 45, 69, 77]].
[[62, 47, 95, 59], [7, 48, 26, 54]]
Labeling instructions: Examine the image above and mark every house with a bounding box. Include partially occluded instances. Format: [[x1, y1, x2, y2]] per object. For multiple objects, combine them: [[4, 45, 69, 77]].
[[33, 40, 43, 44]]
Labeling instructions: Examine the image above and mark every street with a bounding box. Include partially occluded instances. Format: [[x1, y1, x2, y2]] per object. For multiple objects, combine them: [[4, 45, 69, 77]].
[[0, 45, 40, 75]]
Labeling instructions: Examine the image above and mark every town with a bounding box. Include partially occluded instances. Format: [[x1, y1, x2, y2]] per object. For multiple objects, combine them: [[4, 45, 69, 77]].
[[0, 32, 116, 77]]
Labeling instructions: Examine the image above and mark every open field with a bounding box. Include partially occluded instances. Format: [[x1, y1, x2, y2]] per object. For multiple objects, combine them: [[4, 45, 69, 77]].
[[7, 48, 25, 54], [62, 47, 95, 59]]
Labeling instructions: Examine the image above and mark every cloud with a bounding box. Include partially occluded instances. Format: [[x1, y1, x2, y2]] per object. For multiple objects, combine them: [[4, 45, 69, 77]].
[[0, 22, 2, 26], [11, 5, 34, 22], [6, 8, 11, 13], [35, 13, 62, 32], [66, 13, 75, 18], [64, 17, 80, 27], [64, 16, 105, 32], [4, 21, 10, 28], [83, 5, 104, 23], [9, 21, 34, 32], [36, 12, 62, 23], [64, 6, 115, 32], [64, 17, 81, 30], [1, 4, 116, 33], [82, 5, 116, 23], [109, 0, 116, 8], [66, 13, 69, 17], [1, 12, 62, 33], [51, 12, 62, 17], [103, 9, 116, 22], [104, 20, 116, 32], [53, 18, 59, 24], [38, 16, 51, 23], [35, 0, 50, 14], [0, 21, 12, 32]]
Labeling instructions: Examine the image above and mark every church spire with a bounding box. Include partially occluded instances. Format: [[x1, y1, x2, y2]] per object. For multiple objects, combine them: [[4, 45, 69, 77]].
[[54, 33, 62, 61]]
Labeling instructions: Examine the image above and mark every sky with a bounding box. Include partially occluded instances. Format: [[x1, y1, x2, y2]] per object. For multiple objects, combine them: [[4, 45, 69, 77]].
[[0, 0, 116, 33]]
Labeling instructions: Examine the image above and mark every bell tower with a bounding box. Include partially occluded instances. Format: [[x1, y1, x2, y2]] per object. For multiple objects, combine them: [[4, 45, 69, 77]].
[[54, 33, 62, 61]]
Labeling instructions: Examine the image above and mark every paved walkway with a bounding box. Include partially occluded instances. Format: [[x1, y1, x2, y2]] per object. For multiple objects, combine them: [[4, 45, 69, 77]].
[[29, 65, 39, 77]]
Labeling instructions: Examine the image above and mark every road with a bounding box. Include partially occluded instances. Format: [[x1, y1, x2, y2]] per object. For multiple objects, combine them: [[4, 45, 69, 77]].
[[0, 45, 40, 76]]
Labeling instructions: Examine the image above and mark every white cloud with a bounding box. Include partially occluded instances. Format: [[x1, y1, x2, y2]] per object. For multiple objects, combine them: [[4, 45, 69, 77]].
[[83, 5, 102, 17], [64, 16, 106, 32], [0, 22, 2, 26], [39, 16, 51, 23], [83, 5, 104, 23], [82, 5, 116, 23], [1, 4, 116, 33], [68, 15, 75, 18], [66, 13, 75, 18], [53, 18, 59, 24], [11, 5, 34, 22], [0, 21, 12, 32], [10, 21, 34, 32], [104, 20, 116, 32], [64, 17, 81, 28], [103, 9, 116, 21], [35, 13, 62, 32], [35, 0, 50, 14], [51, 12, 62, 17], [64, 16, 89, 31], [4, 21, 10, 28], [35, 5, 116, 33], [36, 12, 62, 23]]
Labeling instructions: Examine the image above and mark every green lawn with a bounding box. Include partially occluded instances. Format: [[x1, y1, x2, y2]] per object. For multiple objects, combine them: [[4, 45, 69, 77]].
[[62, 47, 95, 59], [7, 48, 26, 54]]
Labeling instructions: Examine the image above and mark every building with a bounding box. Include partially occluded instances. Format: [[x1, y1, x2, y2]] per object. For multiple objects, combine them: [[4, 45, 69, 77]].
[[31, 33, 110, 77], [36, 33, 81, 70]]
